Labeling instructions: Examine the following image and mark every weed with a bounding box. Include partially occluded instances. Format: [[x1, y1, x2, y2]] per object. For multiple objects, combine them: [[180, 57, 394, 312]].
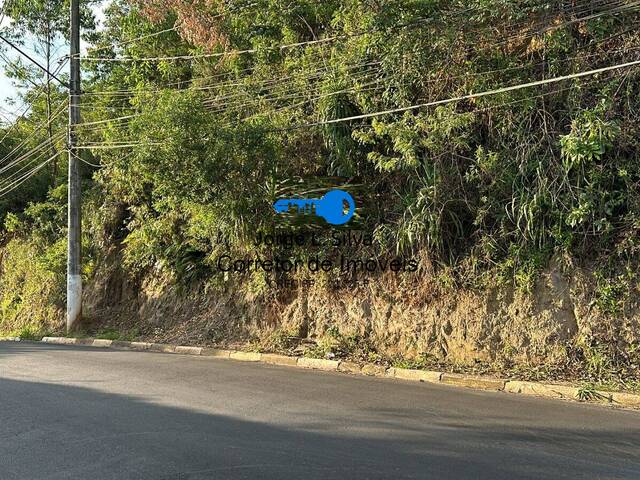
[[577, 385, 611, 402], [262, 327, 300, 353], [391, 353, 438, 370], [12, 325, 47, 340], [95, 328, 139, 341], [593, 271, 628, 316]]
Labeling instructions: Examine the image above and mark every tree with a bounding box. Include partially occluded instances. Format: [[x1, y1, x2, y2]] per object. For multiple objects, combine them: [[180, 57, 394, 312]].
[[1, 0, 96, 184]]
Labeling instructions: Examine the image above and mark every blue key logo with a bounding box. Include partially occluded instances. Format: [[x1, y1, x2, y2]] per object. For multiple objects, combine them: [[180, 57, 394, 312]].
[[273, 189, 356, 225]]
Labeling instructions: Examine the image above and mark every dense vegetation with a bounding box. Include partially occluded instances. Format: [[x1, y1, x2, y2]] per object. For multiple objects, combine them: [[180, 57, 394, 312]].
[[1, 0, 640, 351]]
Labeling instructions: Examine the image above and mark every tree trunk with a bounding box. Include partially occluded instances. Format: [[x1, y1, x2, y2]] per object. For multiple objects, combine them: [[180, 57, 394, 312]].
[[45, 22, 58, 186]]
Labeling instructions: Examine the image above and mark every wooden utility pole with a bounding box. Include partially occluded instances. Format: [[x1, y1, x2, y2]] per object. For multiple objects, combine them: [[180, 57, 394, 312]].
[[67, 0, 81, 331]]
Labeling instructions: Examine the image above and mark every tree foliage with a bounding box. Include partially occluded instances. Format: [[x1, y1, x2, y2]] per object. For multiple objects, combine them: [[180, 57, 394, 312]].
[[2, 0, 640, 291]]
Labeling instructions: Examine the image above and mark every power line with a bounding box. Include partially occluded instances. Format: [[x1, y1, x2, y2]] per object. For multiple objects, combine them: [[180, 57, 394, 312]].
[[81, 60, 382, 97], [278, 58, 640, 130], [79, 36, 343, 63], [76, 142, 163, 149], [74, 75, 614, 153], [81, 1, 262, 59], [85, 1, 262, 57], [74, 41, 640, 132], [77, 0, 639, 64], [70, 47, 640, 143], [0, 33, 69, 87], [73, 63, 384, 126], [201, 66, 384, 107], [0, 135, 64, 184], [74, 59, 634, 152], [0, 58, 69, 146], [71, 10, 502, 63], [60, 3, 640, 150], [76, 2, 640, 111], [90, 26, 179, 53], [205, 41, 640, 116], [74, 114, 140, 128], [76, 0, 640, 96], [478, 0, 640, 53], [0, 151, 61, 198], [0, 100, 68, 166], [0, 131, 65, 176], [0, 50, 42, 89]]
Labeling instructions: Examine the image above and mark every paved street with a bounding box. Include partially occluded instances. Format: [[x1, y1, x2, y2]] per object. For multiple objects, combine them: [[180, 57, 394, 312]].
[[0, 341, 639, 479]]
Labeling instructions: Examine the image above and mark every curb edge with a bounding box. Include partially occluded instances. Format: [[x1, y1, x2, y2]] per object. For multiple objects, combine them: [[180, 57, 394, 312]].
[[29, 336, 640, 410]]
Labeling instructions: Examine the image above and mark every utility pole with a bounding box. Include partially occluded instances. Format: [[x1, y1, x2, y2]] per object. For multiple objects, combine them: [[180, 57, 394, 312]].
[[67, 0, 81, 331]]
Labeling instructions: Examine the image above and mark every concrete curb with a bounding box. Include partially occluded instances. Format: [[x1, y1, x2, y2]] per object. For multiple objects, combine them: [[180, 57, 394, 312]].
[[262, 353, 298, 366], [230, 351, 261, 362], [32, 336, 640, 410], [504, 381, 578, 399], [202, 348, 231, 358], [175, 346, 202, 355], [387, 368, 442, 383], [150, 343, 176, 353], [442, 373, 506, 391], [298, 357, 340, 371]]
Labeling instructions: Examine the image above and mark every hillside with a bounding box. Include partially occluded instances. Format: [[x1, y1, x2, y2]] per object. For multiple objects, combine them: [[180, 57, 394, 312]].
[[1, 0, 639, 390]]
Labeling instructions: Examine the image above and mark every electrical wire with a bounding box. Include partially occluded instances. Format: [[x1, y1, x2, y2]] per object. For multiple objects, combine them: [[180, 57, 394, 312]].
[[0, 100, 68, 166], [0, 33, 68, 86], [77, 59, 636, 151], [0, 131, 66, 177], [66, 3, 640, 144], [77, 0, 639, 64], [275, 57, 640, 130], [71, 44, 640, 138], [75, 142, 163, 150], [76, 1, 640, 114], [0, 57, 69, 145], [80, 59, 383, 98], [0, 137, 62, 184], [207, 41, 640, 117], [0, 151, 61, 197]]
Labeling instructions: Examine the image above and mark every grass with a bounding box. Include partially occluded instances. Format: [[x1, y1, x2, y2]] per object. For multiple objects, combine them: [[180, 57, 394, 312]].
[[391, 355, 434, 370], [4, 325, 49, 341], [584, 379, 640, 395], [577, 385, 612, 402], [94, 327, 140, 342]]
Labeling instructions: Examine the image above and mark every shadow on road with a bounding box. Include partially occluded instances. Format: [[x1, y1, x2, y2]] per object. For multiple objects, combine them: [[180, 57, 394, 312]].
[[1, 373, 639, 480]]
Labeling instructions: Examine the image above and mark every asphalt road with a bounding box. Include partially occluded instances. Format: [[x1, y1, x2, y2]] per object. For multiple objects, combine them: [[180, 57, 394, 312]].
[[1, 342, 639, 479]]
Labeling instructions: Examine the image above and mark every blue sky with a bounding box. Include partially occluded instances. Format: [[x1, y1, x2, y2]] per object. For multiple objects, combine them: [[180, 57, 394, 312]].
[[0, 12, 26, 121], [0, 1, 106, 123], [0, 27, 67, 121]]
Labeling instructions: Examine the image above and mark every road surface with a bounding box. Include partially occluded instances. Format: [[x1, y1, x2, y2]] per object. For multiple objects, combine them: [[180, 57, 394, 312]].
[[0, 341, 639, 479]]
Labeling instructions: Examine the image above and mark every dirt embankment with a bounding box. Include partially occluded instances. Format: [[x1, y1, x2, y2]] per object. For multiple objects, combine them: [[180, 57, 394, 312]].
[[82, 251, 640, 382]]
